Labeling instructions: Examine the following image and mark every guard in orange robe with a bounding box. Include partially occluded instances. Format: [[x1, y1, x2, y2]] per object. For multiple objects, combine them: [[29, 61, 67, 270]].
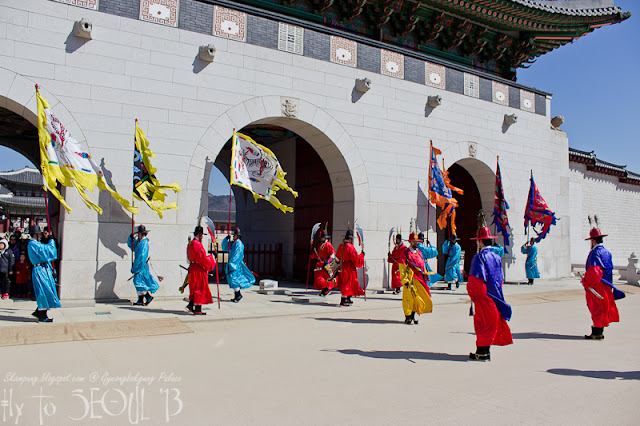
[[387, 233, 407, 294], [467, 227, 513, 361], [312, 230, 337, 296], [582, 226, 625, 340], [186, 226, 216, 315], [336, 230, 365, 307]]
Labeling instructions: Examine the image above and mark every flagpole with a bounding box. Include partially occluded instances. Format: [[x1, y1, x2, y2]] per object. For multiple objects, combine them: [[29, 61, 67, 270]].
[[228, 129, 235, 238], [131, 119, 138, 267], [495, 156, 499, 237], [214, 237, 221, 309], [42, 184, 57, 278], [427, 140, 432, 244]]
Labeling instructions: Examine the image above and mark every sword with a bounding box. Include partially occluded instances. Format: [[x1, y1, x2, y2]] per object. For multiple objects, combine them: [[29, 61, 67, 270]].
[[577, 272, 603, 300]]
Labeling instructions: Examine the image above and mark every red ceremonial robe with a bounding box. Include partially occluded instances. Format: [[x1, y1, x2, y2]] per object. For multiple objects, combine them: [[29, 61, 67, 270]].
[[583, 265, 619, 328], [336, 242, 365, 297], [188, 238, 216, 305], [388, 244, 407, 289], [467, 275, 512, 347], [312, 241, 337, 290]]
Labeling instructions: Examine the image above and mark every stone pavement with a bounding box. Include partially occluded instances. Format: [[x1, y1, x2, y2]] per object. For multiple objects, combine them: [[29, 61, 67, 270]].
[[0, 281, 638, 425], [0, 277, 600, 329], [1, 277, 638, 347]]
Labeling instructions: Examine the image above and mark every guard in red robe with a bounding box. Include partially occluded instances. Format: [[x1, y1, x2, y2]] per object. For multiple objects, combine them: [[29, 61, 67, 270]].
[[336, 230, 365, 306], [186, 226, 216, 315], [387, 233, 407, 294], [312, 230, 338, 296], [467, 226, 513, 361], [582, 226, 625, 340]]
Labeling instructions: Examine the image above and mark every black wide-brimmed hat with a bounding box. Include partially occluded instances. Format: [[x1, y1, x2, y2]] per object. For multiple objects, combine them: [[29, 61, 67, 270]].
[[137, 225, 150, 235], [449, 234, 461, 241], [417, 232, 425, 241], [29, 225, 42, 235], [344, 230, 354, 240], [320, 230, 330, 239], [193, 226, 207, 235], [233, 227, 241, 236]]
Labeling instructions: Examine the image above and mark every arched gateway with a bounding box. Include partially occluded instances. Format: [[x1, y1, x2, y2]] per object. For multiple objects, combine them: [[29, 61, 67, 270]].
[[186, 96, 368, 281]]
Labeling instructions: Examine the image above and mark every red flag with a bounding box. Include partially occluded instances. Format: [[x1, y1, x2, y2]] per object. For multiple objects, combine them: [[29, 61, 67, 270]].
[[524, 172, 557, 242]]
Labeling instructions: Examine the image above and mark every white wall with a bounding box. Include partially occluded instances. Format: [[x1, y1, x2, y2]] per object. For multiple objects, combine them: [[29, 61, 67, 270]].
[[569, 163, 640, 266], [0, 0, 577, 299]]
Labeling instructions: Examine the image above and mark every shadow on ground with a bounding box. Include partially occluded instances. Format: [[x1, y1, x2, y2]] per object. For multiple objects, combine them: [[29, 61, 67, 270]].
[[327, 348, 469, 362], [512, 332, 584, 340], [117, 306, 193, 316], [313, 317, 401, 325], [0, 315, 34, 323], [547, 368, 640, 380]]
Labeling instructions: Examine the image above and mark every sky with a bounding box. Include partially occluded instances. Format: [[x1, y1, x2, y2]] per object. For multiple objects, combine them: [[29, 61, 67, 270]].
[[1, 0, 637, 192], [517, 0, 639, 172]]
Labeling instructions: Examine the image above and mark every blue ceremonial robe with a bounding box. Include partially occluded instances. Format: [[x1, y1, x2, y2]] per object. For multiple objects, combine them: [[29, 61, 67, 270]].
[[222, 237, 255, 290], [442, 240, 463, 283], [417, 243, 442, 284], [469, 247, 512, 321], [27, 239, 61, 310], [521, 245, 540, 279], [586, 244, 625, 300], [127, 236, 159, 294]]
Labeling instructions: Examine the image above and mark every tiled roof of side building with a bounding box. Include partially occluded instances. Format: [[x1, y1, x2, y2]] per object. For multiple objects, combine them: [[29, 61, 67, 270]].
[[569, 147, 640, 185], [0, 195, 46, 208], [0, 167, 43, 186]]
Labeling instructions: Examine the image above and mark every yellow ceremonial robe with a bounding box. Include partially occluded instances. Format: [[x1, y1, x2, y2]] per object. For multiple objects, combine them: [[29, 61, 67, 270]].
[[399, 264, 433, 316]]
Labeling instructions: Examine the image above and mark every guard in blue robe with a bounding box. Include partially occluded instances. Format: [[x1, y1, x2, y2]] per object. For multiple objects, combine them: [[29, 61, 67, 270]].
[[416, 233, 442, 285], [127, 225, 159, 306], [27, 225, 60, 322], [468, 226, 513, 361], [521, 238, 540, 284], [222, 228, 255, 302], [442, 235, 462, 289]]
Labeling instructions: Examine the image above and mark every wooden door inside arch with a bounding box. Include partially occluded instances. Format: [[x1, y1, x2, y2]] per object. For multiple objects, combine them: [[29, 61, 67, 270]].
[[436, 163, 482, 276], [293, 138, 333, 282]]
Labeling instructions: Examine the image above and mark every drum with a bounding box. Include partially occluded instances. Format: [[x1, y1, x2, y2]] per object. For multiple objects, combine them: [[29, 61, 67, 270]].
[[324, 254, 340, 279]]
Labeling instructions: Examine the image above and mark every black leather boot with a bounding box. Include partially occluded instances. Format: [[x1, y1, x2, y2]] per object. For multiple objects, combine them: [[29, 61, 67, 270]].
[[133, 295, 145, 306], [144, 292, 154, 305], [40, 310, 53, 323], [185, 300, 194, 313], [469, 346, 491, 361], [585, 326, 604, 340], [411, 312, 419, 325]]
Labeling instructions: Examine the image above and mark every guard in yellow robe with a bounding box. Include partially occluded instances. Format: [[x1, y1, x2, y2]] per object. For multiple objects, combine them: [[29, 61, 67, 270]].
[[398, 232, 433, 324]]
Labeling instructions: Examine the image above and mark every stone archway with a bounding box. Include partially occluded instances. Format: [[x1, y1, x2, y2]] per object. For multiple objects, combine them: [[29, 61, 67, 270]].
[[185, 96, 368, 246]]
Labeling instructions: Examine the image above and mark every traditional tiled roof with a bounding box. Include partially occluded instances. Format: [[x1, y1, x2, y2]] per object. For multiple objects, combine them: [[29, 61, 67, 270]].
[[0, 195, 46, 209], [0, 167, 43, 187], [510, 0, 622, 16], [209, 210, 237, 222], [228, 0, 631, 79], [569, 147, 640, 186]]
